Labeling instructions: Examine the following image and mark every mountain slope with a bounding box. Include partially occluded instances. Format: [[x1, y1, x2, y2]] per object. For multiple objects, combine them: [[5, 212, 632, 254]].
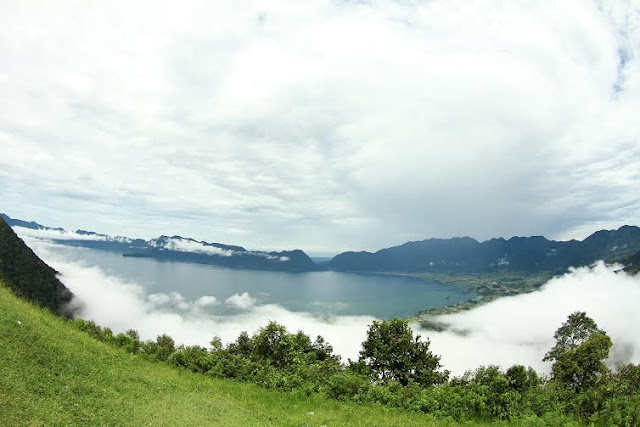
[[623, 250, 640, 274], [0, 217, 73, 315], [330, 226, 640, 273], [0, 283, 466, 426]]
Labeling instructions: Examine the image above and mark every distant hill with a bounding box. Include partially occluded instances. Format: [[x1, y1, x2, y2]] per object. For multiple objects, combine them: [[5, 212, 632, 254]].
[[0, 216, 73, 316], [329, 226, 640, 274], [1, 213, 320, 273]]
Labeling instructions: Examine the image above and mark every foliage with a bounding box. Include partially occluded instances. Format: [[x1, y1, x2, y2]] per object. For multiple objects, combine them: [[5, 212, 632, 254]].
[[359, 318, 448, 387], [64, 310, 640, 424], [544, 312, 612, 394]]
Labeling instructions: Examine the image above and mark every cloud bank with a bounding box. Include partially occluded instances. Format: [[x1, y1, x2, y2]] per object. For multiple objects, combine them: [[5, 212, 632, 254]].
[[1, 1, 639, 252], [13, 226, 110, 241], [25, 238, 640, 375], [149, 236, 236, 257], [422, 262, 640, 375]]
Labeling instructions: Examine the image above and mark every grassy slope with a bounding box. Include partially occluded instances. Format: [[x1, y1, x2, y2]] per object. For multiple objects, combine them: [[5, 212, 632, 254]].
[[0, 284, 487, 427]]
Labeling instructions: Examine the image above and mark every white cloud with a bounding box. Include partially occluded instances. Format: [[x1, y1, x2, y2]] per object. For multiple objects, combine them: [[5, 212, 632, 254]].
[[12, 226, 109, 241], [421, 262, 640, 375], [150, 237, 236, 256], [195, 295, 219, 307], [148, 293, 171, 306], [0, 1, 638, 251], [225, 292, 257, 310]]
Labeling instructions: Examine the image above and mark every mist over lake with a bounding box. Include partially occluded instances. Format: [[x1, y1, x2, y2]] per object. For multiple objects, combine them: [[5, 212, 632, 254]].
[[17, 235, 640, 376], [44, 242, 475, 318]]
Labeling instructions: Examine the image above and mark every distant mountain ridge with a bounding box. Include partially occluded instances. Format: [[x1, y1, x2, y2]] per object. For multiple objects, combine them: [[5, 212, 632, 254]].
[[329, 226, 640, 274], [1, 213, 319, 272], [4, 213, 639, 275]]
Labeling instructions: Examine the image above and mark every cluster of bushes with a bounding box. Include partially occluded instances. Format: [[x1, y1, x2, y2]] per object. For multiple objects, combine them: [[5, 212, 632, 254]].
[[70, 313, 639, 424]]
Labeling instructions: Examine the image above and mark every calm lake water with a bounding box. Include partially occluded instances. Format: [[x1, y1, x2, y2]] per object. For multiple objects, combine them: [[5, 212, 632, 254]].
[[47, 244, 475, 318]]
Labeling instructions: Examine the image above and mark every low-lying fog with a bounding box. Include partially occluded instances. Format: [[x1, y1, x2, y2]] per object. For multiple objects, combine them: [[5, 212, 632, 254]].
[[25, 237, 640, 376]]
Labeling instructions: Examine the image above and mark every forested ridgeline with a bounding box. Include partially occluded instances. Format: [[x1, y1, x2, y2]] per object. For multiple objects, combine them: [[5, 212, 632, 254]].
[[0, 217, 73, 316]]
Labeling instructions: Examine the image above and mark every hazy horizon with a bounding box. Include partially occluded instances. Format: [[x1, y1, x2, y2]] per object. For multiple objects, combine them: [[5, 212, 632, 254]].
[[6, 213, 638, 256]]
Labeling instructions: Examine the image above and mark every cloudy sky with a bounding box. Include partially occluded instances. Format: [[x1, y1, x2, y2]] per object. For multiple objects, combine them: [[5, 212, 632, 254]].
[[1, 1, 639, 254]]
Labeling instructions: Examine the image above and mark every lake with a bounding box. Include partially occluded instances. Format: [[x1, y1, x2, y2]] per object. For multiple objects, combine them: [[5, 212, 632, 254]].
[[43, 243, 475, 318]]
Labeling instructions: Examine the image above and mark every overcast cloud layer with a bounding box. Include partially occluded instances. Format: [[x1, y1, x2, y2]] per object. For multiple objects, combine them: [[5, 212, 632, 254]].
[[25, 237, 640, 376], [1, 1, 640, 252]]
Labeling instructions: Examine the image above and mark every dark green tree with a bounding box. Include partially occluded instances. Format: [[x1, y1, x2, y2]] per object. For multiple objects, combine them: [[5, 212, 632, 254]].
[[153, 334, 176, 360], [359, 318, 448, 386], [543, 311, 612, 393], [312, 335, 340, 363], [227, 331, 252, 356], [250, 321, 295, 368]]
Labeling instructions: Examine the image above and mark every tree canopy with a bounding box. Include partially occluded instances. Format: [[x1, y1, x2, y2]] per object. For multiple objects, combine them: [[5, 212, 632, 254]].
[[359, 318, 448, 386], [543, 311, 612, 393]]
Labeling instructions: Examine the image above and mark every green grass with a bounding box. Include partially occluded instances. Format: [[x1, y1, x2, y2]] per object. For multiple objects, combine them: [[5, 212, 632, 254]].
[[1, 283, 495, 426]]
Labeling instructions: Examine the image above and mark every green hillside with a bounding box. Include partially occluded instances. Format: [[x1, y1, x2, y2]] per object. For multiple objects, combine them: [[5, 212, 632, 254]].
[[0, 282, 483, 427]]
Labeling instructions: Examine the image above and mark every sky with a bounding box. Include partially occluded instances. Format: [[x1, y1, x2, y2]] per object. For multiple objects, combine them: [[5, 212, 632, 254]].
[[1, 1, 639, 254]]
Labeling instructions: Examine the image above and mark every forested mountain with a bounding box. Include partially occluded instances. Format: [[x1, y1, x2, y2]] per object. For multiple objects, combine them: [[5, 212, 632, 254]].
[[4, 212, 639, 275], [330, 226, 640, 273], [0, 216, 73, 316], [1, 213, 319, 272]]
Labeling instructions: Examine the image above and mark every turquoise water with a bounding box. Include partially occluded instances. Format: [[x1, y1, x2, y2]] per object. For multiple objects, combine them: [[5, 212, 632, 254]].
[[48, 244, 475, 318]]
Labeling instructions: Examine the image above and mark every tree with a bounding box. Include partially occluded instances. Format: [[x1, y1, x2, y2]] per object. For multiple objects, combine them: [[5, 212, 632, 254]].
[[543, 311, 612, 393], [250, 321, 295, 368], [227, 331, 252, 356], [154, 334, 176, 360], [312, 335, 340, 363], [359, 318, 448, 386]]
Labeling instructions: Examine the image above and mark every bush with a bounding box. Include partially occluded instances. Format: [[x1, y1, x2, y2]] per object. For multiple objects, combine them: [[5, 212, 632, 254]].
[[169, 345, 211, 373], [325, 371, 370, 400]]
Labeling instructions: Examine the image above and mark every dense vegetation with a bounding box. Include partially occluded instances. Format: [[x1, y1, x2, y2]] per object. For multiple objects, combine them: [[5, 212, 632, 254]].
[[68, 312, 639, 425], [0, 217, 73, 316]]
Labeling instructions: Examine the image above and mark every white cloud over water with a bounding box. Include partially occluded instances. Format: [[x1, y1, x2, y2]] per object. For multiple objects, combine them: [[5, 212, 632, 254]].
[[195, 295, 219, 308], [26, 237, 640, 375], [13, 226, 109, 242], [149, 237, 236, 257], [225, 292, 257, 310]]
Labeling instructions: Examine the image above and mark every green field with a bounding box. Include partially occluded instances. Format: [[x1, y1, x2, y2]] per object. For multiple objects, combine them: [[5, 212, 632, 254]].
[[0, 283, 501, 426]]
